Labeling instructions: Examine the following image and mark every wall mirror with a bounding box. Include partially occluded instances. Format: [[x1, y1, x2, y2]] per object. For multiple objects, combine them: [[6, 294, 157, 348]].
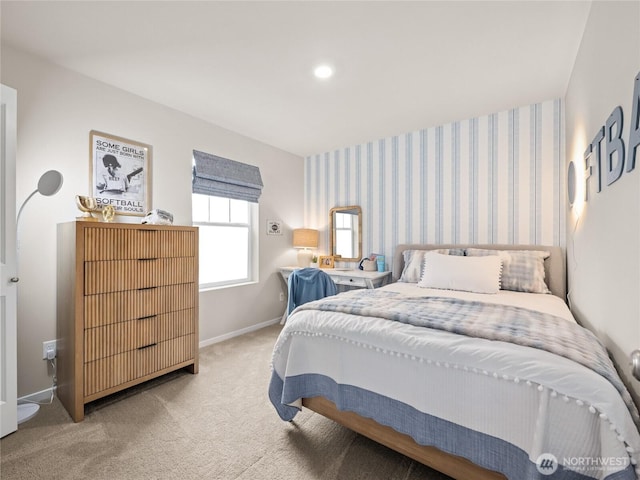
[[329, 205, 362, 262]]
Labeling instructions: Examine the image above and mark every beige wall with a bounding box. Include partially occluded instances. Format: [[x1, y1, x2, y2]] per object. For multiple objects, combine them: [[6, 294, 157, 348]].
[[565, 1, 640, 399], [1, 46, 304, 398]]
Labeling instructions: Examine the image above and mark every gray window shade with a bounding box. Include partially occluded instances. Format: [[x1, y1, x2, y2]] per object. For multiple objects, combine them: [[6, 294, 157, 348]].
[[192, 150, 263, 203]]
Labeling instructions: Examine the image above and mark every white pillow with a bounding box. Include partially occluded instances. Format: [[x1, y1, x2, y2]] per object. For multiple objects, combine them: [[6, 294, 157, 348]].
[[399, 248, 449, 283], [399, 248, 466, 283], [418, 252, 502, 294]]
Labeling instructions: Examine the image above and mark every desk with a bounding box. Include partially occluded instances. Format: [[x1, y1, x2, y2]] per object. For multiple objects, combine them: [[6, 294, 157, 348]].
[[279, 267, 391, 290]]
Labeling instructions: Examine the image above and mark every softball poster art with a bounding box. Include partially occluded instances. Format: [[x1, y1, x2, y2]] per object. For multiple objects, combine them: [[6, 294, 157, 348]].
[[89, 130, 152, 216]]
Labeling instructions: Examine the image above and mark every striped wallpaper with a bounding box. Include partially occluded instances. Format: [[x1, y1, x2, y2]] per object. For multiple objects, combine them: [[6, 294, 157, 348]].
[[304, 99, 565, 270]]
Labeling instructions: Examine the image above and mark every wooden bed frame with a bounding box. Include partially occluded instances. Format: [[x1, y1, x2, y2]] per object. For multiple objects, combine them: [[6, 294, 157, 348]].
[[300, 244, 565, 480], [302, 396, 506, 480]]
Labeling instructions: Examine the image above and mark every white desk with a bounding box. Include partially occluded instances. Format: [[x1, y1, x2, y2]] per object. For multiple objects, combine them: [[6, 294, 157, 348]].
[[279, 267, 391, 290]]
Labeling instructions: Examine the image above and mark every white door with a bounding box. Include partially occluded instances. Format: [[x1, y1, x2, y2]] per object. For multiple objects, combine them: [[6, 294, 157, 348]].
[[0, 84, 18, 438]]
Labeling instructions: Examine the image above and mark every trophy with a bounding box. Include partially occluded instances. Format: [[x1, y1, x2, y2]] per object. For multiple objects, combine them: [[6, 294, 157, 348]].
[[102, 205, 115, 222], [75, 195, 99, 222]]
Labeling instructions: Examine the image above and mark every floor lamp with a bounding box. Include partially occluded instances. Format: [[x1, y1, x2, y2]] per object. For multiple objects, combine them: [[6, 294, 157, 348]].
[[13, 170, 64, 424]]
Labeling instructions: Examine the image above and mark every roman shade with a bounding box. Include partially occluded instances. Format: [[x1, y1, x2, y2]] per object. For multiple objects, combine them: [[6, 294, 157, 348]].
[[192, 150, 263, 203]]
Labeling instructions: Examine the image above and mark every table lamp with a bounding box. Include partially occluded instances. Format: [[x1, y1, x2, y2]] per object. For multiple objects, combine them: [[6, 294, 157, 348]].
[[293, 228, 318, 267]]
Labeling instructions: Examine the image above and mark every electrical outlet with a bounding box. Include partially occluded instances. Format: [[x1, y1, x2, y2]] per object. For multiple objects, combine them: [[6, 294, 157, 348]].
[[42, 340, 57, 360], [279, 292, 284, 302]]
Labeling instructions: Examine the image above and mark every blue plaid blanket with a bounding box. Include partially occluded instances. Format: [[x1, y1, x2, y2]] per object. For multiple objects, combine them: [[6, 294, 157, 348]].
[[295, 289, 640, 426]]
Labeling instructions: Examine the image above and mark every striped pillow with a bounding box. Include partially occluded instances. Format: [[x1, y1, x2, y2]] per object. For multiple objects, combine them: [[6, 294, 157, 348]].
[[464, 248, 551, 294], [399, 248, 465, 283]]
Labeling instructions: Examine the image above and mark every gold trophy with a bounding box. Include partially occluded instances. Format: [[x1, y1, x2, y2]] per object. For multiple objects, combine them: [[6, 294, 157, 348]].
[[102, 205, 115, 222], [75, 195, 99, 222]]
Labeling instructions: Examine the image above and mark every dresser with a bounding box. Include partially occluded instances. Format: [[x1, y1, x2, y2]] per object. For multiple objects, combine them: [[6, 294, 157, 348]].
[[56, 221, 199, 422]]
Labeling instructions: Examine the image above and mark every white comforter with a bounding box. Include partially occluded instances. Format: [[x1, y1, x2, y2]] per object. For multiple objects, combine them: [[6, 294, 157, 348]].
[[271, 284, 640, 480]]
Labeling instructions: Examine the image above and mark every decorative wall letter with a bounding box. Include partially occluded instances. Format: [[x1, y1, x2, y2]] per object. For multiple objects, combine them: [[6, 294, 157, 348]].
[[605, 106, 625, 185], [590, 127, 604, 194], [627, 72, 640, 173], [583, 144, 593, 201], [573, 70, 640, 209]]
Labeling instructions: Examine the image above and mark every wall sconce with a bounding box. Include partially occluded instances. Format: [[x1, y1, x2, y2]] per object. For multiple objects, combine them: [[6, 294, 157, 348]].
[[567, 154, 589, 217], [293, 228, 318, 267], [567, 161, 577, 207]]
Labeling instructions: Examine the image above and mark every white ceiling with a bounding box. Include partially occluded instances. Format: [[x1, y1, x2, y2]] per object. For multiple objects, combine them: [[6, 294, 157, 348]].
[[0, 1, 591, 157]]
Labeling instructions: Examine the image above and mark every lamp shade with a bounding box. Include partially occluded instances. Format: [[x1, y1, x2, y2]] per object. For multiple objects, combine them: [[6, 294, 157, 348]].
[[37, 170, 64, 196], [292, 228, 318, 249]]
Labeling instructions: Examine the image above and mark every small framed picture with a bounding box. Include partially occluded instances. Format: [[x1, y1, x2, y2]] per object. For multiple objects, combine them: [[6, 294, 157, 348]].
[[267, 219, 282, 235], [319, 255, 334, 269], [90, 130, 152, 217]]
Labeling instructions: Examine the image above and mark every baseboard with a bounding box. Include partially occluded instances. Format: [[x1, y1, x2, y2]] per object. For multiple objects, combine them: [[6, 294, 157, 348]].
[[199, 317, 281, 349], [19, 387, 55, 404]]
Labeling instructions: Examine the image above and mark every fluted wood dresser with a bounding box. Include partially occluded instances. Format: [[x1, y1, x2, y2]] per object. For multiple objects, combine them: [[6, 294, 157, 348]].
[[57, 221, 199, 422]]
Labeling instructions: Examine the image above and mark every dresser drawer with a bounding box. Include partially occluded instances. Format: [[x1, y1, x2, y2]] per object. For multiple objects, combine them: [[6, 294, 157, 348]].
[[84, 228, 197, 261], [84, 334, 196, 397], [84, 309, 195, 362], [157, 230, 197, 258], [84, 350, 136, 397], [84, 284, 195, 328], [135, 335, 196, 378], [84, 257, 195, 294], [85, 227, 160, 260], [333, 276, 368, 288]]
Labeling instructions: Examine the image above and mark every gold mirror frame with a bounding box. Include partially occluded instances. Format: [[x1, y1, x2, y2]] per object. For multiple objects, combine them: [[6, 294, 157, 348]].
[[329, 205, 362, 262]]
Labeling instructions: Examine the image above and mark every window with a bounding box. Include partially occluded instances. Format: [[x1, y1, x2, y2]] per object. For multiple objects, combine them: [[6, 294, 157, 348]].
[[192, 194, 258, 288], [191, 149, 263, 289]]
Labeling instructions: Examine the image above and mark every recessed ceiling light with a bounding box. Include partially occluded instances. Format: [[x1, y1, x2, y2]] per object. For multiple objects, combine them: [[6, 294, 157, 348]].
[[313, 64, 334, 79]]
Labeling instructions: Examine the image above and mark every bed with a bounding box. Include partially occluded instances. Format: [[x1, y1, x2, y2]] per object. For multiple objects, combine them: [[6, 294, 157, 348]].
[[269, 244, 640, 480]]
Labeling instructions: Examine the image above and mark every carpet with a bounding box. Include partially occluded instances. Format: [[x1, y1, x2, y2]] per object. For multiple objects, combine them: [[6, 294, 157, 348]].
[[0, 324, 453, 480]]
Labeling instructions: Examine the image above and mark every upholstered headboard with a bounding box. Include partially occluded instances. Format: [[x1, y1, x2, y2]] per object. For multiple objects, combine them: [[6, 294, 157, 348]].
[[392, 244, 566, 301]]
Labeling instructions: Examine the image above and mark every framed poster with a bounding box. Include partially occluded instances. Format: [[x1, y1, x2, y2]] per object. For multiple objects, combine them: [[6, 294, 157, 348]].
[[89, 130, 152, 216]]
